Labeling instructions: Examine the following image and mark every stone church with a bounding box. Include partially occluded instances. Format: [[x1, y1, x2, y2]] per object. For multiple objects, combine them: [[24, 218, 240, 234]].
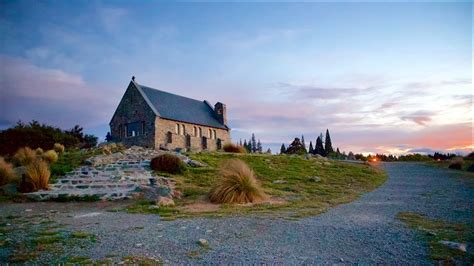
[[109, 77, 231, 151]]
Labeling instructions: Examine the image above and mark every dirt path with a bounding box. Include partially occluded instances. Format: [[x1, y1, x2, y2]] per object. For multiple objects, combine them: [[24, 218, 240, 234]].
[[1, 163, 473, 264]]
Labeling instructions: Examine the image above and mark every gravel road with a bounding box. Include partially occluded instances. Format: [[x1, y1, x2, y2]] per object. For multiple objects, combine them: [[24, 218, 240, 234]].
[[1, 162, 473, 264]]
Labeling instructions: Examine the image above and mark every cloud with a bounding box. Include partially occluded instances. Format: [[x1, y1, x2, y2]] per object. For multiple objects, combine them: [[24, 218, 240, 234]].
[[0, 55, 120, 129], [400, 111, 434, 125]]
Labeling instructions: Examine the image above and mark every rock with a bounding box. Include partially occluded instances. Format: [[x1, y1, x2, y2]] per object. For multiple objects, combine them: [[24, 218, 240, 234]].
[[138, 185, 172, 201], [135, 243, 143, 247], [339, 258, 344, 262], [14, 166, 27, 177], [197, 238, 209, 247], [206, 229, 213, 233], [187, 159, 207, 168], [148, 205, 159, 210], [156, 196, 175, 207], [0, 183, 19, 195], [308, 176, 321, 182], [304, 154, 311, 160], [273, 180, 287, 184], [439, 240, 467, 252], [24, 209, 32, 212]]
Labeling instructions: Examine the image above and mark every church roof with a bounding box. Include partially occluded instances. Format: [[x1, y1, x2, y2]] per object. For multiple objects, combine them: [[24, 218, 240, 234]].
[[133, 81, 227, 129]]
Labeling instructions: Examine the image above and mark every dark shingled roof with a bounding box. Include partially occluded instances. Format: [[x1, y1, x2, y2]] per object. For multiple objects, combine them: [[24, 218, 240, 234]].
[[135, 82, 227, 129]]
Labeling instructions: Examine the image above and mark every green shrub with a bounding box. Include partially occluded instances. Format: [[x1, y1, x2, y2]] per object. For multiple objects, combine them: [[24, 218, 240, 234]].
[[448, 157, 463, 170], [0, 156, 16, 186], [13, 147, 37, 166], [223, 143, 247, 153], [43, 150, 59, 164], [150, 154, 186, 174], [53, 143, 65, 154], [209, 159, 266, 204]]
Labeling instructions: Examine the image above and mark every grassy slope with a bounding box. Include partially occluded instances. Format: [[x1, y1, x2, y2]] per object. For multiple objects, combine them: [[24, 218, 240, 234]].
[[397, 212, 474, 263], [159, 152, 387, 218]]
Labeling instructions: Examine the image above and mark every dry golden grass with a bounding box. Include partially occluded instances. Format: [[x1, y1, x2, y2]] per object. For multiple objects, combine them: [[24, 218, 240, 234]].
[[223, 143, 247, 153], [53, 143, 65, 154], [150, 154, 186, 174], [101, 145, 112, 155], [0, 156, 16, 186], [42, 150, 59, 164], [448, 157, 464, 170], [13, 147, 37, 166], [209, 159, 267, 204], [35, 148, 44, 156], [24, 159, 50, 191]]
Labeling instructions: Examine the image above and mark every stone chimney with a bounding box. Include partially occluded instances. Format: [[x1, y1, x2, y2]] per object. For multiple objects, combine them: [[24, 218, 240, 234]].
[[214, 102, 227, 126]]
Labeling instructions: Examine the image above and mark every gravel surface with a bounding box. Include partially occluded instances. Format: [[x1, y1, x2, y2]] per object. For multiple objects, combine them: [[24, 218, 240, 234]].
[[1, 162, 473, 264]]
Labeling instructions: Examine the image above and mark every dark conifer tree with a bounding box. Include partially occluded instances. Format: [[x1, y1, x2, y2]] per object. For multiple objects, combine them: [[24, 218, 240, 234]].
[[315, 136, 325, 156], [105, 132, 112, 142], [251, 133, 257, 153], [257, 140, 262, 153], [324, 129, 334, 154], [301, 135, 306, 149], [280, 143, 286, 154], [308, 141, 314, 154]]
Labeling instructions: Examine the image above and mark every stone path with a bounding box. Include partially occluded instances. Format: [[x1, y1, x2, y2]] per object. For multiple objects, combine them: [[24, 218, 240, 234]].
[[26, 147, 179, 201]]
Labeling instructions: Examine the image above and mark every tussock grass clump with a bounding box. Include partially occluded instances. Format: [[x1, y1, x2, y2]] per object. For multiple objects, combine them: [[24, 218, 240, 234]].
[[53, 143, 65, 154], [448, 157, 464, 170], [13, 147, 37, 166], [23, 159, 50, 191], [209, 159, 267, 204], [151, 154, 186, 174], [42, 150, 59, 164], [101, 145, 112, 155], [223, 143, 247, 153], [0, 156, 16, 186], [35, 148, 44, 156]]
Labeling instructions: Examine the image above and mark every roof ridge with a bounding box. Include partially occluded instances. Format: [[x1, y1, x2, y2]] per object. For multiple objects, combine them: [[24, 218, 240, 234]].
[[139, 83, 208, 104]]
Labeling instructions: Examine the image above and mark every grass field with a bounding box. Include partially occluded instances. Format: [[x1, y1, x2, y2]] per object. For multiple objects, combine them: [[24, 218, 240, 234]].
[[128, 152, 387, 219]]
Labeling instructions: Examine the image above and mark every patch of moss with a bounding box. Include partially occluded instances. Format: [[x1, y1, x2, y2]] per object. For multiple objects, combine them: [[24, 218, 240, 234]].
[[124, 200, 180, 220], [397, 211, 474, 263]]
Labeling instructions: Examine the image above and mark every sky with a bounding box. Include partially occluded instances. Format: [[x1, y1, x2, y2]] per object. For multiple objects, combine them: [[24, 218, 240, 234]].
[[0, 1, 472, 155]]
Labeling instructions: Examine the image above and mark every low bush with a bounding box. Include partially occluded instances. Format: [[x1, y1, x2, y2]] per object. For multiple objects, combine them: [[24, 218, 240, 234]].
[[150, 154, 186, 174], [209, 159, 266, 204], [467, 164, 474, 172], [53, 143, 65, 154], [223, 143, 247, 153], [13, 147, 37, 166], [0, 156, 16, 186], [43, 150, 59, 164], [448, 157, 464, 170], [22, 159, 50, 192]]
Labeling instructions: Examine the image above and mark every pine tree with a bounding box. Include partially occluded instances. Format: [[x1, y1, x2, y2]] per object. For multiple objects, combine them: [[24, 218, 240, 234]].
[[243, 140, 250, 152], [336, 147, 340, 155], [301, 135, 305, 149], [325, 129, 334, 154], [266, 148, 272, 154], [315, 136, 325, 156], [280, 143, 286, 154], [251, 133, 257, 153], [257, 139, 262, 153], [105, 132, 112, 142], [239, 139, 242, 146], [308, 141, 314, 154], [246, 141, 252, 152]]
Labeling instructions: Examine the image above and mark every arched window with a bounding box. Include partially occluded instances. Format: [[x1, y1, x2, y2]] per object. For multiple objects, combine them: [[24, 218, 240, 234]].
[[208, 129, 212, 139], [213, 130, 217, 140], [193, 126, 197, 137], [181, 124, 185, 135], [175, 124, 179, 134], [199, 127, 202, 137]]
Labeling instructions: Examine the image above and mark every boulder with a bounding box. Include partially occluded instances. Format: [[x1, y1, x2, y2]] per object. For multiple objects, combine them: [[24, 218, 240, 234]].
[[272, 180, 287, 184], [137, 185, 172, 201], [439, 240, 467, 252], [308, 176, 321, 182], [197, 238, 209, 247]]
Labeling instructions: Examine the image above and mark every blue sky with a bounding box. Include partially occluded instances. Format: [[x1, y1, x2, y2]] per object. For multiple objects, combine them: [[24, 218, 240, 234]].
[[0, 1, 472, 154]]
